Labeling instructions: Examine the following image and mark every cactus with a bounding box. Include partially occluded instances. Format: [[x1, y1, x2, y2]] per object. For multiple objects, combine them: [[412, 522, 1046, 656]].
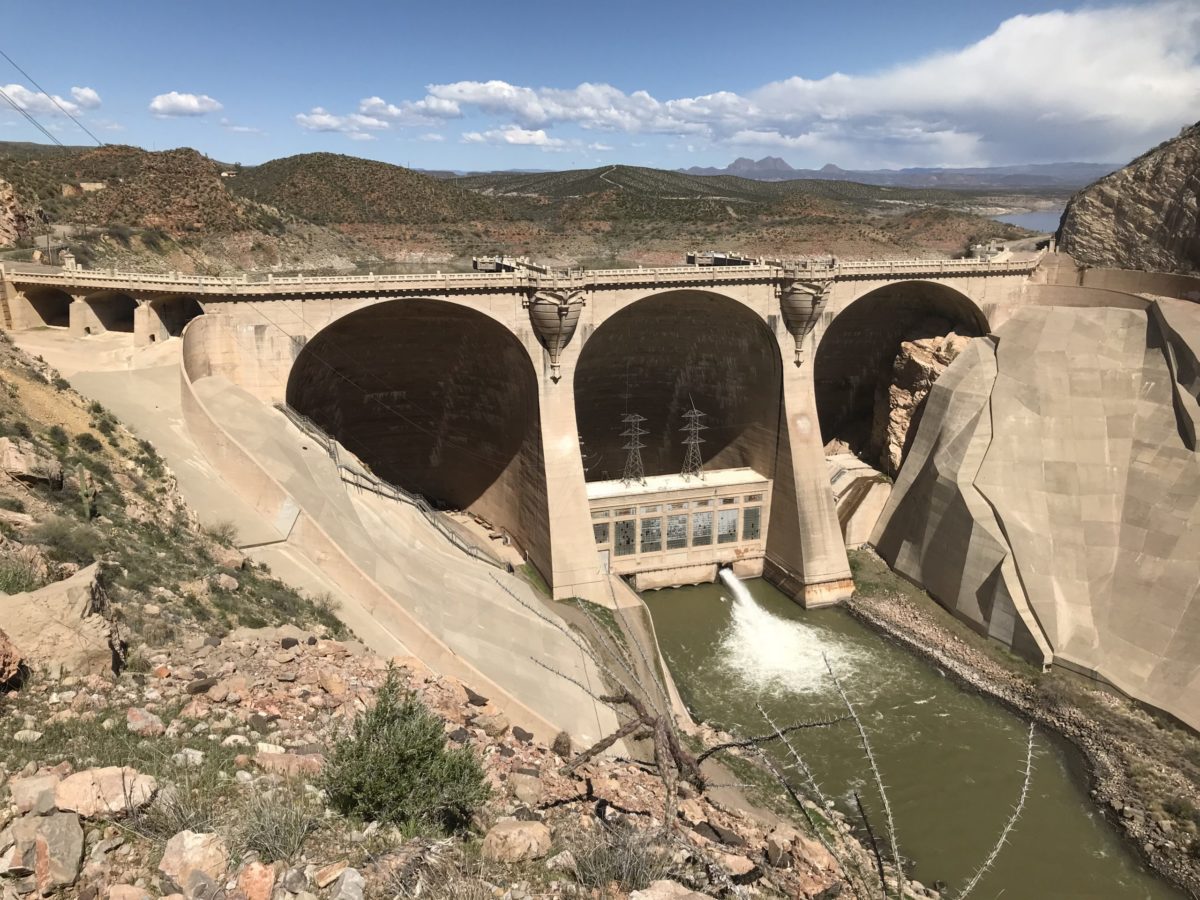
[[76, 463, 98, 520]]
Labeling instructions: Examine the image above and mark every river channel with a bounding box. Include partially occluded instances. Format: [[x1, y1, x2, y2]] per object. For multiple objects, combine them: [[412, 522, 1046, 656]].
[[642, 573, 1182, 899]]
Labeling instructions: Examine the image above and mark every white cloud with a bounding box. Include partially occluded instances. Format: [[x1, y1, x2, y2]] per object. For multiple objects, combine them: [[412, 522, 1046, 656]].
[[294, 106, 389, 139], [220, 118, 262, 135], [1, 83, 92, 116], [69, 87, 101, 109], [462, 126, 567, 149], [383, 2, 1200, 166], [358, 95, 460, 125], [419, 132, 446, 142], [588, 142, 614, 151], [149, 91, 223, 117]]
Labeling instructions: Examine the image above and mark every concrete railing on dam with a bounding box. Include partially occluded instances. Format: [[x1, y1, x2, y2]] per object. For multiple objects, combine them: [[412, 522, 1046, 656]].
[[0, 253, 1044, 301]]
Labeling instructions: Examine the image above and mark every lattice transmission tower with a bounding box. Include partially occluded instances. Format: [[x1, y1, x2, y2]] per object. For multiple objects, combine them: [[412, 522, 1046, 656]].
[[681, 403, 707, 481], [620, 413, 648, 486]]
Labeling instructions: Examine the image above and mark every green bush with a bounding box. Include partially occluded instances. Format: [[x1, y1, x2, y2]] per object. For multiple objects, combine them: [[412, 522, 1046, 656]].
[[0, 556, 42, 594], [320, 669, 489, 835], [231, 785, 318, 862], [74, 432, 103, 453], [46, 424, 68, 447], [30, 516, 103, 564], [566, 822, 672, 891]]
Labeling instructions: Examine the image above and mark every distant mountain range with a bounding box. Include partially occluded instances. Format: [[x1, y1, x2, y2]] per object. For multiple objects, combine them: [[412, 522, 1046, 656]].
[[680, 157, 1120, 189]]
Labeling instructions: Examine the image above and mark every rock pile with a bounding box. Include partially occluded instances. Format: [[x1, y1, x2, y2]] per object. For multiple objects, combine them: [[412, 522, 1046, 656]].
[[0, 621, 900, 898]]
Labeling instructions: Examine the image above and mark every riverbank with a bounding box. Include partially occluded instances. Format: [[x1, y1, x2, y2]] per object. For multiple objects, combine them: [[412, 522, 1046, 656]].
[[845, 550, 1200, 898]]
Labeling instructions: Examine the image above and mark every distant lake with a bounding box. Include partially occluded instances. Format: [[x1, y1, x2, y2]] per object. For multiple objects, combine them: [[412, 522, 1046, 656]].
[[992, 208, 1064, 232]]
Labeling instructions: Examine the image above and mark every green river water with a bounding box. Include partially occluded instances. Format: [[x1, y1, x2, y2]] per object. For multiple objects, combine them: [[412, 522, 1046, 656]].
[[641, 575, 1183, 899]]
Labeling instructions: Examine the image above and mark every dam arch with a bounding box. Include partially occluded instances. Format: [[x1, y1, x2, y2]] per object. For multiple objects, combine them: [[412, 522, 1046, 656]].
[[284, 297, 550, 571], [22, 287, 72, 328], [814, 280, 988, 463], [573, 289, 783, 482], [82, 291, 137, 334]]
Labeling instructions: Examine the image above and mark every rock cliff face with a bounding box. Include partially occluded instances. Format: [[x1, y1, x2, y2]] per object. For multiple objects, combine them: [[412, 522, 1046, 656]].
[[871, 332, 974, 475], [0, 178, 30, 247], [1058, 121, 1200, 274]]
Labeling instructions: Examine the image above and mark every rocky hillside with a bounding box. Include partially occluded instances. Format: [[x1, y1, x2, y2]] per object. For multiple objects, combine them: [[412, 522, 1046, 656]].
[[228, 153, 504, 225], [0, 179, 30, 247], [1058, 121, 1200, 274]]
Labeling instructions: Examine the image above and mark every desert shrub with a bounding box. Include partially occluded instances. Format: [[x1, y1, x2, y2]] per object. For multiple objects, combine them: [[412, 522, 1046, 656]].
[[74, 432, 103, 453], [0, 496, 25, 513], [127, 769, 223, 842], [30, 516, 103, 563], [46, 424, 68, 447], [565, 822, 672, 891], [320, 669, 489, 835], [231, 785, 318, 862], [51, 376, 70, 392], [205, 519, 239, 547], [0, 555, 42, 594]]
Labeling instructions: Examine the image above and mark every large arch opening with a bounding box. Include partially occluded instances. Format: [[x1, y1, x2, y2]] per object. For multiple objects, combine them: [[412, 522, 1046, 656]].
[[814, 281, 987, 473], [285, 298, 548, 563], [85, 291, 137, 333], [574, 290, 782, 482], [152, 296, 204, 337], [23, 287, 72, 327]]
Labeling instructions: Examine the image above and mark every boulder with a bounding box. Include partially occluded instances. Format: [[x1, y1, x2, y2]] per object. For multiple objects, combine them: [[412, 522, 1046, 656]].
[[480, 819, 551, 862], [0, 437, 62, 486], [0, 628, 24, 685], [236, 860, 275, 900], [0, 564, 119, 678], [6, 812, 84, 894], [107, 887, 152, 900], [330, 868, 364, 900], [630, 881, 708, 899], [126, 707, 164, 736], [473, 712, 509, 738], [54, 767, 157, 818], [157, 830, 227, 894], [508, 773, 544, 806], [8, 773, 60, 814]]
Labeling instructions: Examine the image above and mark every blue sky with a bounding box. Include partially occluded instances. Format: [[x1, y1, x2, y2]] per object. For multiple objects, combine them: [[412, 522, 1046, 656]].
[[2, 0, 1198, 171]]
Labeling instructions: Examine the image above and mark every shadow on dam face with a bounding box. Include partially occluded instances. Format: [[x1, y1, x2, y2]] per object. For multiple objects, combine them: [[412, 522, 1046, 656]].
[[285, 299, 547, 541], [573, 290, 782, 482], [814, 281, 988, 454]]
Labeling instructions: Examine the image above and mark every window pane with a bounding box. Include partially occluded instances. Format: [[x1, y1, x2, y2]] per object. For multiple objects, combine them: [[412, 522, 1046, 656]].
[[666, 514, 688, 550], [720, 497, 738, 506], [593, 522, 610, 545], [668, 501, 689, 511], [591, 509, 610, 519], [691, 511, 713, 545], [615, 520, 636, 556], [744, 493, 763, 503], [742, 506, 761, 541], [692, 499, 712, 509], [616, 507, 635, 517], [640, 516, 662, 553], [639, 504, 660, 515], [718, 508, 739, 543]]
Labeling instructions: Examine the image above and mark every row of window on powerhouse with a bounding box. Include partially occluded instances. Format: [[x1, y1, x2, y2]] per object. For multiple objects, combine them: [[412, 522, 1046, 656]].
[[593, 506, 763, 556]]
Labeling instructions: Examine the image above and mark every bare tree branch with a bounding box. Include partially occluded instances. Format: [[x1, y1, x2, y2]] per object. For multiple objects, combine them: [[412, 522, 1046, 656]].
[[855, 790, 888, 897], [696, 714, 852, 763], [825, 654, 904, 900], [953, 723, 1036, 900]]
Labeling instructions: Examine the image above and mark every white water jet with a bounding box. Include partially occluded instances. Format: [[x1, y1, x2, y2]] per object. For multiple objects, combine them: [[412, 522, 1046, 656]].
[[716, 568, 864, 697]]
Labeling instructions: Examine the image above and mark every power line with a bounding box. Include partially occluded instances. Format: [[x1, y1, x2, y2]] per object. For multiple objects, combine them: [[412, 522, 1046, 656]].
[[0, 86, 63, 146], [0, 48, 103, 146], [680, 401, 707, 481], [620, 413, 647, 486]]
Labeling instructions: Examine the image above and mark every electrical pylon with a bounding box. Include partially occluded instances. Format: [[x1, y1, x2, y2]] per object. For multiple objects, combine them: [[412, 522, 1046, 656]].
[[620, 413, 648, 485], [681, 403, 707, 481]]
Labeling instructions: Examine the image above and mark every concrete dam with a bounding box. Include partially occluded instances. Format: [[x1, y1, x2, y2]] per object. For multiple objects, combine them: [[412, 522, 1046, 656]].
[[1, 250, 1197, 733]]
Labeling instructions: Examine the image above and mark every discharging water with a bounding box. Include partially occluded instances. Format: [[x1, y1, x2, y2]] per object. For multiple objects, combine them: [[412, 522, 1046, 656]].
[[643, 573, 1181, 899]]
